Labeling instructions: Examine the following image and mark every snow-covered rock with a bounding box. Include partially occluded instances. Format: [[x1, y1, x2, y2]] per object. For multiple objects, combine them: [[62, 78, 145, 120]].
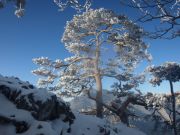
[[0, 76, 75, 122], [0, 75, 74, 135]]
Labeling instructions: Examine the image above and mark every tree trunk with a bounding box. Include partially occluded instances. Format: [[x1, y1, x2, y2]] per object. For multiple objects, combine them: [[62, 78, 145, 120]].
[[94, 33, 103, 118], [169, 80, 177, 135], [95, 74, 103, 118]]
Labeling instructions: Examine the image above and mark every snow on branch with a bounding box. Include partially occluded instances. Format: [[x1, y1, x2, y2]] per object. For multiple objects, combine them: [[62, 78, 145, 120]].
[[120, 0, 180, 39], [54, 0, 91, 12], [147, 62, 180, 85]]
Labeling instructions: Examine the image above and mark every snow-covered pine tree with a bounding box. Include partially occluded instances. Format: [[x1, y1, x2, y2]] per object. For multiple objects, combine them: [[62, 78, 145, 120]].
[[61, 8, 151, 117], [148, 62, 180, 135]]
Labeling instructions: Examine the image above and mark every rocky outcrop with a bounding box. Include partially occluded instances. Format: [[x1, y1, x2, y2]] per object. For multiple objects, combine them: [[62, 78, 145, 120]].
[[0, 84, 74, 122], [0, 75, 75, 134]]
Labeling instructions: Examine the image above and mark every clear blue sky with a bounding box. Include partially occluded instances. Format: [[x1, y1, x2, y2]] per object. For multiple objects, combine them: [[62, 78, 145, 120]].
[[0, 0, 179, 93]]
